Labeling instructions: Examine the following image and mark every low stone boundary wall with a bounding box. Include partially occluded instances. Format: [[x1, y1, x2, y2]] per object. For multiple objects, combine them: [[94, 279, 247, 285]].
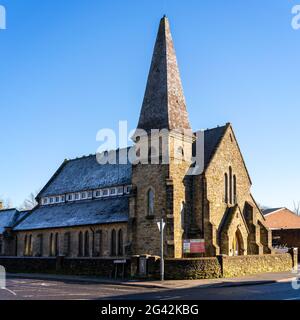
[[220, 253, 293, 278], [164, 258, 222, 280], [0, 257, 57, 274], [0, 257, 131, 279], [162, 253, 295, 280], [0, 252, 296, 280]]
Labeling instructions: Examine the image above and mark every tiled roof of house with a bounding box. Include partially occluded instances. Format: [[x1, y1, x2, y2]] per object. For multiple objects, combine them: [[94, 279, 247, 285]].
[[262, 208, 284, 215], [13, 197, 129, 231], [263, 208, 300, 230], [38, 149, 132, 198], [0, 209, 19, 234]]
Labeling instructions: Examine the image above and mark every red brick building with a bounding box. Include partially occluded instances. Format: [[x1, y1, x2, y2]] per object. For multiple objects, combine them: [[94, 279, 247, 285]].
[[263, 208, 300, 252]]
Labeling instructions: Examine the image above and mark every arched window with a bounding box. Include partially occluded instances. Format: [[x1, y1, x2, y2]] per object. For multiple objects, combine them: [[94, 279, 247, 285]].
[[84, 231, 90, 257], [224, 173, 228, 203], [233, 175, 237, 204], [118, 229, 123, 256], [38, 234, 43, 257], [28, 235, 33, 256], [111, 229, 116, 256], [229, 167, 233, 204], [24, 235, 28, 256], [78, 232, 83, 257], [147, 189, 155, 216], [181, 202, 185, 230], [94, 230, 102, 257], [49, 233, 53, 256], [64, 232, 71, 256], [55, 233, 59, 256]]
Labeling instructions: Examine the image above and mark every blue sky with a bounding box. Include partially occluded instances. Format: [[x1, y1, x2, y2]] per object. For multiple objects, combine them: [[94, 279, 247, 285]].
[[0, 0, 299, 209]]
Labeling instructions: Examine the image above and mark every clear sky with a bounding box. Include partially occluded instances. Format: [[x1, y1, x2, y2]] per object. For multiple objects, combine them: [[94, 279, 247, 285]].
[[0, 0, 299, 209]]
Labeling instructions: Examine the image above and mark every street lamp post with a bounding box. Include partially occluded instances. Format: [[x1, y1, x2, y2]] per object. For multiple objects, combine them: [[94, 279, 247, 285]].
[[157, 218, 165, 281]]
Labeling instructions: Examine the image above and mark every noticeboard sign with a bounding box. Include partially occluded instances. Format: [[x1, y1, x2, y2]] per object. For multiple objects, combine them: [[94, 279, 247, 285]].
[[183, 239, 205, 254]]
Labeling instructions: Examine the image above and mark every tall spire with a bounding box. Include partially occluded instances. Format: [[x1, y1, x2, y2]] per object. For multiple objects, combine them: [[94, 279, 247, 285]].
[[137, 16, 191, 132]]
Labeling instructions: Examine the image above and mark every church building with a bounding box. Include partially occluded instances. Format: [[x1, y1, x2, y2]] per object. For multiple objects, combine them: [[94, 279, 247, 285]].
[[0, 16, 272, 260]]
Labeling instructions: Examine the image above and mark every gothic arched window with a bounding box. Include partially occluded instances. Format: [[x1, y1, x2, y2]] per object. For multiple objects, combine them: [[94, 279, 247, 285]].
[[111, 229, 116, 256], [181, 202, 185, 230], [78, 232, 83, 257], [118, 229, 123, 256], [233, 175, 237, 204], [229, 166, 233, 205], [147, 189, 155, 216], [49, 233, 54, 256], [224, 173, 229, 203], [28, 235, 33, 256], [84, 231, 90, 257], [55, 233, 59, 256]]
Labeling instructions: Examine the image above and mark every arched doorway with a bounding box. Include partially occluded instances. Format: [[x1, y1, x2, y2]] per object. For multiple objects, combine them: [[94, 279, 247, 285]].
[[232, 229, 244, 256]]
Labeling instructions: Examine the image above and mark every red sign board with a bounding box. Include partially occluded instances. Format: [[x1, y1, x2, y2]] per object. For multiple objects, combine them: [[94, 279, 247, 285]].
[[183, 239, 205, 254]]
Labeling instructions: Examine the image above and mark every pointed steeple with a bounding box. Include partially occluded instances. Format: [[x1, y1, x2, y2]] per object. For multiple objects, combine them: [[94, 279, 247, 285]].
[[137, 16, 191, 132]]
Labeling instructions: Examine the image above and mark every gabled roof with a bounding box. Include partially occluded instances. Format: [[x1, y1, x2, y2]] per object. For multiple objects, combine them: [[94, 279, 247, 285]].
[[13, 197, 129, 231], [263, 207, 300, 230], [262, 208, 285, 216], [199, 123, 252, 183], [203, 125, 227, 169], [137, 16, 191, 132], [38, 149, 132, 198], [0, 209, 19, 234], [219, 205, 250, 235]]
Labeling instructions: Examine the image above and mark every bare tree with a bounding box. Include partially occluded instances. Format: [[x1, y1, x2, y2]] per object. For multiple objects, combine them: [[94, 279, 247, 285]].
[[257, 202, 269, 212], [293, 201, 300, 216], [0, 197, 13, 209], [20, 192, 38, 211]]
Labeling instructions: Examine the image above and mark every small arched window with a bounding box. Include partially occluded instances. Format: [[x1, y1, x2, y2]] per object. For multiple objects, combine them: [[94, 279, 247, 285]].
[[28, 235, 33, 256], [147, 189, 155, 216], [229, 166, 233, 204], [181, 202, 185, 230], [118, 229, 123, 256], [111, 229, 116, 256], [24, 235, 28, 256], [55, 233, 59, 256], [233, 175, 237, 204], [224, 173, 228, 203], [49, 233, 54, 256], [84, 231, 90, 257], [78, 232, 83, 257]]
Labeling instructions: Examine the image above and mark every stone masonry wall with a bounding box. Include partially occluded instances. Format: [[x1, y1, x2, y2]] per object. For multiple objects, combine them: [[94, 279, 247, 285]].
[[15, 223, 127, 258], [204, 125, 271, 256], [221, 254, 293, 278]]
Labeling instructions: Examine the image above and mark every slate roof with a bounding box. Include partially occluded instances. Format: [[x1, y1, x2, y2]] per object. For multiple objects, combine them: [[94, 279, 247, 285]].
[[137, 16, 191, 132], [38, 149, 132, 198], [14, 197, 129, 231], [203, 125, 227, 168], [0, 209, 19, 234]]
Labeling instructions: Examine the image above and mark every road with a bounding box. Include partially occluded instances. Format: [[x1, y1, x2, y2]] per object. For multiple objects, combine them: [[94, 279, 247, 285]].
[[0, 276, 300, 300]]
